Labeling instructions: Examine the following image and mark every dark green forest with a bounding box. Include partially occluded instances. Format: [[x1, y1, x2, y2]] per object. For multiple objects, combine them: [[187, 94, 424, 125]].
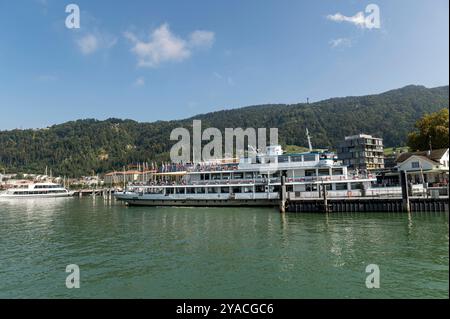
[[0, 85, 448, 177]]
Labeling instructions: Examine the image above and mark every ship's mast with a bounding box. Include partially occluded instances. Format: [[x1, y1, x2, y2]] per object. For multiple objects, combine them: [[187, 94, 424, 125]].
[[306, 128, 313, 152]]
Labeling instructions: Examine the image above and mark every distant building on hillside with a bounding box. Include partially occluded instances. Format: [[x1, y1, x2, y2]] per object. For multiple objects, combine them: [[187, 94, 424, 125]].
[[337, 134, 385, 171]]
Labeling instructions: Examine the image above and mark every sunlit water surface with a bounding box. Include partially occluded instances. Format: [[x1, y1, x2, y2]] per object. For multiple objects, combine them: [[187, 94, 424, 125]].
[[0, 198, 448, 298]]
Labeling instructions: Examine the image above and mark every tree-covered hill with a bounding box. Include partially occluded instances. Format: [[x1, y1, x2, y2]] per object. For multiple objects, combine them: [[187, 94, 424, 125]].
[[0, 85, 448, 177]]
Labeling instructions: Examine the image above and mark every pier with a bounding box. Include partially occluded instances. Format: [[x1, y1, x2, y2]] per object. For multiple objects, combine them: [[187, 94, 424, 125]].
[[72, 188, 117, 199], [286, 197, 449, 213]]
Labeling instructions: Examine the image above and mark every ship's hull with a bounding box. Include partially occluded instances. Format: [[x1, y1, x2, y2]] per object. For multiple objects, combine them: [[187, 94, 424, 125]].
[[122, 198, 279, 207], [115, 192, 279, 207], [0, 192, 74, 199]]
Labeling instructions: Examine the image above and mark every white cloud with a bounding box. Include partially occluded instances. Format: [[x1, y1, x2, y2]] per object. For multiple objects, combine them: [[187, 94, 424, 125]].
[[76, 34, 98, 55], [133, 77, 145, 87], [329, 38, 352, 48], [326, 12, 366, 28], [124, 23, 215, 67], [76, 32, 117, 55], [189, 30, 215, 48], [213, 72, 223, 79]]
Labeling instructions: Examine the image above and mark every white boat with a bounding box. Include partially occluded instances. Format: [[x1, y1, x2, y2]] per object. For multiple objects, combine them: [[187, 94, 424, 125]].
[[0, 182, 74, 198], [114, 145, 378, 207]]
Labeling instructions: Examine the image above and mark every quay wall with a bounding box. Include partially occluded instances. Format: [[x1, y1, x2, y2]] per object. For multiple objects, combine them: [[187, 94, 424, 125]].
[[286, 198, 449, 213]]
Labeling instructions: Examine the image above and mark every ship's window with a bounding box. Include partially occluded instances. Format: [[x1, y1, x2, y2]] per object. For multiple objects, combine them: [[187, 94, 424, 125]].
[[305, 169, 316, 177], [186, 187, 195, 194], [166, 188, 174, 194], [233, 173, 243, 179], [278, 156, 289, 163], [207, 187, 218, 193], [303, 154, 316, 162], [244, 172, 254, 179], [232, 186, 241, 193], [306, 184, 318, 191], [318, 169, 330, 176], [291, 156, 302, 162], [220, 187, 229, 194], [335, 183, 348, 190], [255, 185, 265, 192], [197, 188, 206, 194], [332, 168, 344, 175], [175, 188, 184, 194], [350, 183, 364, 190], [243, 187, 253, 193]]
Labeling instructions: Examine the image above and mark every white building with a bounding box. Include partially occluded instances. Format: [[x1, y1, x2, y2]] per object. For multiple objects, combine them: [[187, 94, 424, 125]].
[[396, 148, 449, 186]]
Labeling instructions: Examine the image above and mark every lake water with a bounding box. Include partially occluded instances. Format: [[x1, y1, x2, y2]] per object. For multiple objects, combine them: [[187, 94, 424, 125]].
[[0, 197, 448, 298]]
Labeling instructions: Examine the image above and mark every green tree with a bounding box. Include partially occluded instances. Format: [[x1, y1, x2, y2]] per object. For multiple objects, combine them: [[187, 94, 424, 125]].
[[407, 108, 449, 151]]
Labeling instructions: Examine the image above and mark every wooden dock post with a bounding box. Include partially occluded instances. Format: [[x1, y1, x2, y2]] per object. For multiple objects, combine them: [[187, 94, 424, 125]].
[[280, 175, 286, 213], [321, 182, 329, 213], [400, 170, 410, 213]]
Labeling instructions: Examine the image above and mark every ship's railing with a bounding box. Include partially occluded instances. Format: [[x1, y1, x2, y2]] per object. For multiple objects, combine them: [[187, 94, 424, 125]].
[[285, 175, 373, 183], [127, 174, 374, 188]]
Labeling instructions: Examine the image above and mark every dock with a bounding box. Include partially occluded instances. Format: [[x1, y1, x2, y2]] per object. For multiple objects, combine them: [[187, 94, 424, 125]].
[[72, 188, 117, 198], [286, 197, 449, 213]]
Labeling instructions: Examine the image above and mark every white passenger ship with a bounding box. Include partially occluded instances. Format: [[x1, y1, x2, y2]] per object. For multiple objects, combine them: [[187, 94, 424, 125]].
[[0, 182, 74, 198], [115, 145, 380, 207]]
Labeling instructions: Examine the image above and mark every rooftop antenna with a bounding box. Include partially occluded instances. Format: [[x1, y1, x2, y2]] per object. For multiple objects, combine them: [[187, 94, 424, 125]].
[[306, 128, 313, 152], [428, 135, 433, 154]]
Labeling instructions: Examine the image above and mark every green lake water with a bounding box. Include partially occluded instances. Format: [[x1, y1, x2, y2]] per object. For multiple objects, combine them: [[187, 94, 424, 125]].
[[0, 197, 448, 298]]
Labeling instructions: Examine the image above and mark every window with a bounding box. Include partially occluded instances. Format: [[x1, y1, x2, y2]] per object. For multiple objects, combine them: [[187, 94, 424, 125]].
[[303, 154, 316, 162], [233, 173, 243, 179], [255, 185, 265, 193], [232, 186, 241, 193], [305, 169, 316, 177], [335, 183, 348, 191], [207, 187, 217, 193], [350, 183, 363, 190], [221, 187, 230, 194], [291, 156, 302, 162], [278, 156, 289, 163], [411, 161, 420, 169]]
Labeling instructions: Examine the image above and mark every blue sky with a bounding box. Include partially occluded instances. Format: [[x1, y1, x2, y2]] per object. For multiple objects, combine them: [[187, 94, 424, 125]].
[[0, 0, 448, 129]]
